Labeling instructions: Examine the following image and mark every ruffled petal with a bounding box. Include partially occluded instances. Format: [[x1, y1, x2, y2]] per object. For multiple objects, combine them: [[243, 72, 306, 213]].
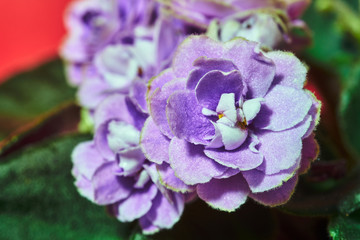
[[195, 70, 244, 111], [117, 183, 158, 222], [166, 90, 214, 145], [256, 116, 311, 174], [149, 78, 187, 138], [299, 134, 319, 174], [139, 217, 160, 235], [77, 74, 112, 109], [242, 159, 298, 193], [71, 141, 105, 180], [169, 138, 228, 185], [187, 57, 238, 90], [94, 94, 147, 130], [140, 117, 171, 164], [249, 174, 299, 206], [197, 174, 249, 212], [223, 38, 275, 98], [157, 163, 196, 193], [129, 79, 148, 113], [118, 146, 146, 176], [265, 51, 307, 89], [91, 162, 134, 205], [94, 122, 116, 161], [146, 191, 185, 229], [172, 35, 224, 78], [253, 85, 312, 131], [204, 138, 263, 170]]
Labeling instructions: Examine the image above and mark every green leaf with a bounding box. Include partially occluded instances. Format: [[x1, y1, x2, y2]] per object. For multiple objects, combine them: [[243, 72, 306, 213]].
[[329, 210, 360, 240], [0, 59, 76, 139], [0, 103, 80, 157], [281, 165, 360, 216], [0, 134, 132, 240], [339, 64, 360, 158]]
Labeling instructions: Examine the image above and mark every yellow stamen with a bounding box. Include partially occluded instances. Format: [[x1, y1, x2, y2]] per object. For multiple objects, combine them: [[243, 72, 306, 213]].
[[236, 120, 247, 130]]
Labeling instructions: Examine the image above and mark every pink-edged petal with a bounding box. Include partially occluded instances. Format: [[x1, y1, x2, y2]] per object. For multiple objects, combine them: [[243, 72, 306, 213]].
[[250, 174, 299, 206], [71, 141, 105, 180], [197, 174, 250, 212], [91, 162, 134, 205], [169, 138, 228, 185], [139, 217, 160, 235], [146, 191, 185, 229], [117, 183, 158, 222], [204, 138, 263, 170], [223, 38, 275, 98], [187, 57, 238, 89], [265, 51, 307, 89], [195, 70, 244, 110], [303, 90, 321, 138], [149, 78, 187, 138], [256, 116, 311, 175], [242, 158, 299, 193], [166, 90, 214, 145], [299, 134, 319, 174], [172, 35, 224, 78], [140, 117, 171, 164], [157, 163, 196, 193], [254, 85, 312, 131]]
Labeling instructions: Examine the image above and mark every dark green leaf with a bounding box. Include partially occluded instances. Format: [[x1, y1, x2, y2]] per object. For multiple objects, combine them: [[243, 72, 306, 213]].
[[0, 103, 80, 158], [0, 134, 132, 240], [339, 64, 360, 158], [0, 59, 76, 139], [281, 165, 360, 216], [329, 210, 360, 240]]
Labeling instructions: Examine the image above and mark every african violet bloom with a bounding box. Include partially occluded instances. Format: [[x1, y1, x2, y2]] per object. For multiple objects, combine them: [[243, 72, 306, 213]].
[[62, 0, 189, 112], [72, 83, 188, 233], [159, 0, 311, 48], [141, 35, 320, 211], [61, 0, 159, 86]]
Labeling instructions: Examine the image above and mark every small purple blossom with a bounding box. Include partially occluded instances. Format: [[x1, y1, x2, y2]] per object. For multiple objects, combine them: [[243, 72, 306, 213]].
[[159, 0, 311, 48], [62, 0, 189, 112], [140, 35, 320, 211], [61, 0, 159, 86], [72, 85, 190, 234]]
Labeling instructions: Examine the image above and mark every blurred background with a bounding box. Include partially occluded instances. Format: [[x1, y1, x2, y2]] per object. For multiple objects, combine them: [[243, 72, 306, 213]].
[[0, 0, 72, 83]]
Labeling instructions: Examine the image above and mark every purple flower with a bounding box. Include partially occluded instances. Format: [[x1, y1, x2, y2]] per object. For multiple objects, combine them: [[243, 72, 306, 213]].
[[61, 0, 159, 86], [72, 81, 193, 233], [159, 0, 311, 48], [76, 17, 186, 111], [140, 35, 320, 211]]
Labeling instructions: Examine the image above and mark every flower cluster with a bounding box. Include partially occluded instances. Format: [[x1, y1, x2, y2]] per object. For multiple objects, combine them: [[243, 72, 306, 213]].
[[63, 0, 320, 234]]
